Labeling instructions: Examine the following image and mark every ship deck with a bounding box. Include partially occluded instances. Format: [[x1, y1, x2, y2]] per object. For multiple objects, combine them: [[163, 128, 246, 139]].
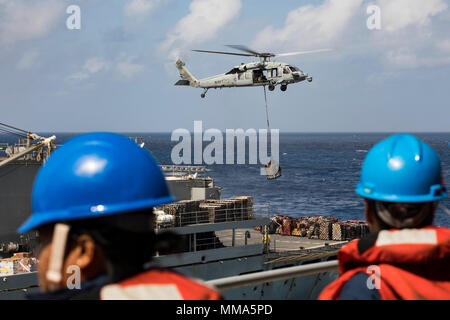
[[215, 228, 347, 252]]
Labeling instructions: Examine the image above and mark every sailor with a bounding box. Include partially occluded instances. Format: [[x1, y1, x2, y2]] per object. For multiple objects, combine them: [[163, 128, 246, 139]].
[[18, 132, 222, 300], [319, 134, 450, 300], [262, 233, 271, 246]]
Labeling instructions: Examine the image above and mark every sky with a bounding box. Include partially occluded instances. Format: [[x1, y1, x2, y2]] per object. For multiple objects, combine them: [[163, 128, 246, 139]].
[[0, 0, 449, 133]]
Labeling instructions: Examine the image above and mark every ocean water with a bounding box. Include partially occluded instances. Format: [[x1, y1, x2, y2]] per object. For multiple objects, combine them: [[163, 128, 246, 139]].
[[2, 132, 449, 227]]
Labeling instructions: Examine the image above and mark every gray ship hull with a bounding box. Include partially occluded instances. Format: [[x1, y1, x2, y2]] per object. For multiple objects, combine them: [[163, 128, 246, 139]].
[[0, 161, 40, 243], [171, 253, 339, 300], [0, 253, 338, 300]]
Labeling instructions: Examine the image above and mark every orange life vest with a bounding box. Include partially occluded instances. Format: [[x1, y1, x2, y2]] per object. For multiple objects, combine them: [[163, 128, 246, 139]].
[[319, 226, 450, 300], [100, 269, 222, 300]]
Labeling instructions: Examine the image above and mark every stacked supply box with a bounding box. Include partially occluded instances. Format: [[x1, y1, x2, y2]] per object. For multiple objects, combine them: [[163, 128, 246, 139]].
[[233, 196, 254, 220], [0, 259, 15, 276], [158, 202, 185, 227], [199, 202, 228, 223], [0, 252, 37, 276], [156, 197, 255, 227], [177, 200, 202, 226], [266, 214, 369, 241], [214, 200, 237, 222], [332, 222, 344, 241], [281, 217, 293, 236]]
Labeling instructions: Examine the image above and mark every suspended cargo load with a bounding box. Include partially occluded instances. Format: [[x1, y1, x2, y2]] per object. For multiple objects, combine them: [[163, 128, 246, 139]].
[[265, 160, 282, 180]]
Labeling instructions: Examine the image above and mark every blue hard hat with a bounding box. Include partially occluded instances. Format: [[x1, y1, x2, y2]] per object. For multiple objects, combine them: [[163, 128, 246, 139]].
[[18, 132, 174, 233], [355, 134, 447, 203]]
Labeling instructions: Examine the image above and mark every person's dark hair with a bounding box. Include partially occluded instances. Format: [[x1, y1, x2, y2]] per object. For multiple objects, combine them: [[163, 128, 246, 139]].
[[66, 209, 182, 282], [366, 199, 436, 230]]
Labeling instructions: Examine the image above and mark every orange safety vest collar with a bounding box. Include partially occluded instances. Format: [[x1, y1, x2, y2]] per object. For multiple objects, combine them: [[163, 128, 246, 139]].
[[319, 226, 450, 300], [100, 269, 222, 300]]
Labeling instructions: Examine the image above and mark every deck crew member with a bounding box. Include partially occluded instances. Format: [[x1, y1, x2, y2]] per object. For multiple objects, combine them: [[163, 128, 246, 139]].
[[18, 132, 222, 300], [319, 134, 450, 300]]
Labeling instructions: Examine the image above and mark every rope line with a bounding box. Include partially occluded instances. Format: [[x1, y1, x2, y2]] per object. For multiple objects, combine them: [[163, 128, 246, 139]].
[[0, 127, 27, 138], [263, 85, 271, 157], [0, 122, 28, 134], [441, 204, 450, 216]]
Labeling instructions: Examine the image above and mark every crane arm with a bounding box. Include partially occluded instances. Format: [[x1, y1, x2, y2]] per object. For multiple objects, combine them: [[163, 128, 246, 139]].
[[0, 135, 56, 168]]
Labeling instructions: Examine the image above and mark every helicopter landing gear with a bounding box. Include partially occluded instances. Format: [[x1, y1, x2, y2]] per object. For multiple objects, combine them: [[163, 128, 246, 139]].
[[201, 88, 209, 98], [268, 85, 275, 91], [280, 84, 287, 92]]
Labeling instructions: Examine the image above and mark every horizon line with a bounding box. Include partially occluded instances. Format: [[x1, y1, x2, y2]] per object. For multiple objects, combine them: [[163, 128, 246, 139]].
[[27, 131, 450, 134]]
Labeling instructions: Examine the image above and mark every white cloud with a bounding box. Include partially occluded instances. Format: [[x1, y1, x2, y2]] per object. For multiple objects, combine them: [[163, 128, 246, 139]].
[[377, 0, 448, 32], [253, 0, 449, 70], [67, 55, 145, 82], [124, 0, 165, 19], [371, 0, 449, 68], [0, 0, 63, 46], [162, 0, 242, 60], [366, 71, 401, 86], [67, 58, 110, 82], [252, 0, 363, 51], [436, 39, 450, 53], [384, 48, 450, 68], [116, 56, 145, 79], [67, 72, 90, 82], [84, 58, 109, 74], [17, 49, 40, 70], [384, 49, 419, 68]]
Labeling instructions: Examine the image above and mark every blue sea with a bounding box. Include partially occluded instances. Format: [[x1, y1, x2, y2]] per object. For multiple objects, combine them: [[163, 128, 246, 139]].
[[2, 132, 449, 227]]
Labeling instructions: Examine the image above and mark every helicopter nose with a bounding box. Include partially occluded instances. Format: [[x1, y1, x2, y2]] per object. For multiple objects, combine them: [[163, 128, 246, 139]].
[[293, 71, 309, 82], [293, 71, 303, 80]]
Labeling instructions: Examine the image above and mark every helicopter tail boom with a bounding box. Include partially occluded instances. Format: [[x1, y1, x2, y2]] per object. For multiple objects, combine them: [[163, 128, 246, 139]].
[[175, 59, 198, 87]]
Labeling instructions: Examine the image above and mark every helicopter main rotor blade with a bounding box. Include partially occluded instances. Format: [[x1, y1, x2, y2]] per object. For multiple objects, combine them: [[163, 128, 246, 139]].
[[192, 49, 253, 57], [274, 48, 332, 57], [225, 45, 261, 56]]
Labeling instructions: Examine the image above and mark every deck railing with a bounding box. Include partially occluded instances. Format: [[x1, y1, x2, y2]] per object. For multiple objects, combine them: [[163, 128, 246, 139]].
[[155, 204, 270, 253], [206, 260, 338, 290], [160, 165, 207, 177], [158, 204, 270, 229]]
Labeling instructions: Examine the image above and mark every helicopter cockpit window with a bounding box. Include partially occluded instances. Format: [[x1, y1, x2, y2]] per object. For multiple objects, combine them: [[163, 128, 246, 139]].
[[283, 67, 290, 74], [289, 66, 299, 72], [226, 68, 239, 75]]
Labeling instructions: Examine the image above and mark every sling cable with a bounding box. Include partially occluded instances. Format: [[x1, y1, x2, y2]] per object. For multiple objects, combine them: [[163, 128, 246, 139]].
[[263, 86, 281, 180]]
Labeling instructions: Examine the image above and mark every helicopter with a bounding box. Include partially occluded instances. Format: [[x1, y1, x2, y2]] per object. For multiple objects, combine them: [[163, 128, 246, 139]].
[[174, 45, 330, 98]]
